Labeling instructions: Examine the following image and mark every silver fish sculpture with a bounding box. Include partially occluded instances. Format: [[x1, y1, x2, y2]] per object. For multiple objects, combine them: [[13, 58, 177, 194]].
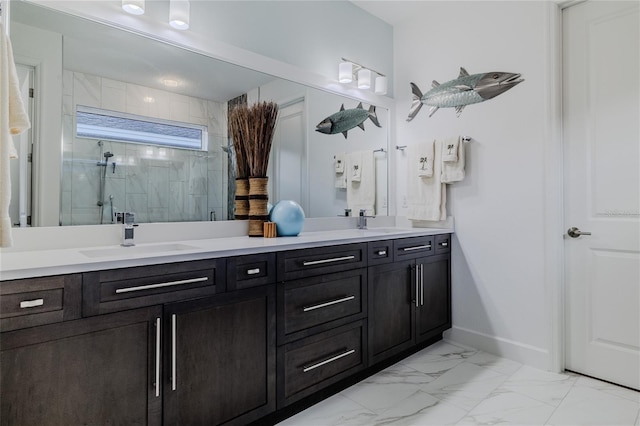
[[316, 102, 381, 139], [407, 67, 524, 121]]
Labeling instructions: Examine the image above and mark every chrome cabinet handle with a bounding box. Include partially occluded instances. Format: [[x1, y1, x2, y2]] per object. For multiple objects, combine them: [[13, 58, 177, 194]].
[[155, 318, 161, 397], [246, 268, 260, 275], [377, 250, 387, 256], [20, 299, 44, 309], [439, 242, 448, 247], [302, 349, 356, 373], [171, 314, 177, 391], [420, 264, 424, 306], [415, 266, 419, 307], [303, 295, 355, 312], [403, 245, 431, 252], [115, 277, 208, 294], [302, 255, 355, 266], [567, 227, 592, 238]]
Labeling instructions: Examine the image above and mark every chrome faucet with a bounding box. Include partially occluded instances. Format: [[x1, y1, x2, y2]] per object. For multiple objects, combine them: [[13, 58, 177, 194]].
[[116, 212, 138, 246], [357, 209, 375, 229]]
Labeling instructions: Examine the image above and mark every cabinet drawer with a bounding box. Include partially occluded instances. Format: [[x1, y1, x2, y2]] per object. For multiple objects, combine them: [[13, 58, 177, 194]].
[[435, 234, 451, 254], [280, 320, 366, 406], [82, 259, 224, 316], [394, 236, 434, 261], [277, 243, 366, 281], [368, 240, 393, 265], [280, 269, 366, 343], [227, 252, 276, 291], [0, 275, 82, 332]]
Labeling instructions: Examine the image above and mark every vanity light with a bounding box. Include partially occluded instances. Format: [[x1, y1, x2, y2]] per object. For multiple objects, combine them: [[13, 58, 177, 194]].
[[339, 61, 353, 83], [357, 69, 372, 90], [122, 0, 145, 15], [374, 75, 388, 95], [169, 0, 190, 30]]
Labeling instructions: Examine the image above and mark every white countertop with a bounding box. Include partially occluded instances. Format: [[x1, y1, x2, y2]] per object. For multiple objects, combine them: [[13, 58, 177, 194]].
[[1, 226, 452, 281]]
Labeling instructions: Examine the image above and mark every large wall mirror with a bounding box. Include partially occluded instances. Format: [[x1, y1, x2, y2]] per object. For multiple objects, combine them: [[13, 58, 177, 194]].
[[8, 1, 389, 227]]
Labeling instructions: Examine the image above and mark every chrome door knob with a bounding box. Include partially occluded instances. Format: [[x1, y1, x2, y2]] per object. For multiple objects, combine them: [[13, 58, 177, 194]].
[[567, 227, 592, 238]]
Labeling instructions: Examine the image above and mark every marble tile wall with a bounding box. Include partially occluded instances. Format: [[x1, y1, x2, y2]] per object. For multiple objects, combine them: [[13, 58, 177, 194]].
[[61, 71, 228, 225]]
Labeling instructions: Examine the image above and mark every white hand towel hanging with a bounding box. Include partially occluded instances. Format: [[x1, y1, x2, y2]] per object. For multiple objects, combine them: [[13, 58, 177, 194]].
[[334, 153, 346, 173], [417, 140, 434, 178], [441, 136, 465, 183], [334, 153, 347, 189], [1, 23, 31, 247], [347, 151, 375, 216], [350, 152, 362, 182], [442, 137, 459, 162], [406, 142, 446, 221]]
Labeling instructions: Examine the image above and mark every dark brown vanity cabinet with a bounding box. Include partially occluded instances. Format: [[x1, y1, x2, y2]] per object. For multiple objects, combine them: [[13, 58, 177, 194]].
[[368, 235, 452, 365], [0, 305, 162, 426], [163, 285, 276, 426]]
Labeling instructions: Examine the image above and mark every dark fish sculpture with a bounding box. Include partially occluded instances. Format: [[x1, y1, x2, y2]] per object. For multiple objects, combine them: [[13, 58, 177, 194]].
[[407, 67, 524, 121], [316, 102, 381, 139]]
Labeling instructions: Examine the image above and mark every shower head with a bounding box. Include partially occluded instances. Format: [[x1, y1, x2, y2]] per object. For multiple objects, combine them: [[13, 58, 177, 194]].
[[104, 152, 114, 159]]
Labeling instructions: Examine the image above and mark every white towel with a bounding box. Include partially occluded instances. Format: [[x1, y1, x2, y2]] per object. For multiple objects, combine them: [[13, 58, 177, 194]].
[[442, 137, 459, 162], [407, 142, 446, 221], [441, 136, 465, 183], [416, 140, 434, 178], [350, 152, 362, 182], [347, 151, 375, 216], [334, 153, 347, 189], [1, 24, 31, 247], [334, 153, 345, 173]]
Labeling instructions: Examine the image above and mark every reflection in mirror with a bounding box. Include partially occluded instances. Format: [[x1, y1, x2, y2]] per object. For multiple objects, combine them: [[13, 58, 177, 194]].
[[8, 1, 388, 227]]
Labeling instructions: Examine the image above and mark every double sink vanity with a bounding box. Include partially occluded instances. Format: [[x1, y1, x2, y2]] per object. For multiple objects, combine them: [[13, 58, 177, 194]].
[[0, 225, 452, 425]]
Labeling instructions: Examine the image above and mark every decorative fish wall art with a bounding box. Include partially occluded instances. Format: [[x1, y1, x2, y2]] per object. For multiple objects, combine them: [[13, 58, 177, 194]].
[[316, 102, 381, 139], [407, 67, 524, 121]]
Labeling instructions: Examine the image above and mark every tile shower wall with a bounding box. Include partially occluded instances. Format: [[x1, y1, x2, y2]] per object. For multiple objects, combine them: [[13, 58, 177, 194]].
[[61, 71, 228, 225]]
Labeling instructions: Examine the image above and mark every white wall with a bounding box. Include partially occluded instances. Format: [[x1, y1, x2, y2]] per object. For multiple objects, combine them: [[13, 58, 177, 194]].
[[394, 1, 560, 369]]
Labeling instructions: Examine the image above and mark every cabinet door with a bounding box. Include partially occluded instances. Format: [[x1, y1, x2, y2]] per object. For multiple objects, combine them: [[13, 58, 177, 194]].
[[0, 307, 162, 426], [368, 260, 416, 365], [416, 254, 451, 344], [164, 286, 276, 426]]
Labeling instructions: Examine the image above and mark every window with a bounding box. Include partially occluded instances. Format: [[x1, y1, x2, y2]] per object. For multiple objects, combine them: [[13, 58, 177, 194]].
[[76, 105, 208, 151]]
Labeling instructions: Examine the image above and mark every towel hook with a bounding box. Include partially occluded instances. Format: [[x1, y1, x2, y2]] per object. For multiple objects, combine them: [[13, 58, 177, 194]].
[[396, 145, 407, 151], [373, 148, 386, 153]]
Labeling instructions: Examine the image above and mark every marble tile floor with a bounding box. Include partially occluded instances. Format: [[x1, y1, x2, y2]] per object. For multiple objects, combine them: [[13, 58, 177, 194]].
[[278, 341, 640, 426]]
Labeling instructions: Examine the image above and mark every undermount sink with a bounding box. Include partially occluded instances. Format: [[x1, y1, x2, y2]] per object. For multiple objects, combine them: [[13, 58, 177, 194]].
[[364, 227, 415, 234], [80, 243, 198, 258]]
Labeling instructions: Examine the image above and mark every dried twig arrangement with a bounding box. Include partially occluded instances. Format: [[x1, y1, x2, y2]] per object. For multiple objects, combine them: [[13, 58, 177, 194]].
[[230, 102, 278, 177], [228, 106, 251, 178]]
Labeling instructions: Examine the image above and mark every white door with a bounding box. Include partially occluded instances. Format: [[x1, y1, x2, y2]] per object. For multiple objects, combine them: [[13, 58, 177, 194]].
[[269, 99, 307, 212], [563, 1, 640, 390]]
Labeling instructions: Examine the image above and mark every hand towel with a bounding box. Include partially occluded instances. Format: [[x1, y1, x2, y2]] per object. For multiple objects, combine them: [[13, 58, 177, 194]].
[[347, 151, 375, 216], [441, 136, 466, 183], [334, 153, 345, 174], [417, 140, 434, 178], [406, 142, 446, 221], [442, 138, 459, 162], [1, 24, 31, 247], [334, 153, 347, 189], [350, 152, 362, 182]]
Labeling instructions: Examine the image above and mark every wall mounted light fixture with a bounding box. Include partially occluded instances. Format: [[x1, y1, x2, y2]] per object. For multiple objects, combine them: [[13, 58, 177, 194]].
[[169, 0, 190, 30], [122, 0, 145, 15], [339, 58, 387, 95]]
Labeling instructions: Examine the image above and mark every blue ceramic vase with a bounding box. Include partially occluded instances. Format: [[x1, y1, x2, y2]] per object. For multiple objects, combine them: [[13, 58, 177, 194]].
[[269, 200, 305, 236]]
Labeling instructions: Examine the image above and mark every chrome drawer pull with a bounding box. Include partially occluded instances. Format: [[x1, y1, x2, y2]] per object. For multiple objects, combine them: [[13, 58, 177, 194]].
[[440, 242, 448, 247], [377, 250, 387, 256], [171, 314, 177, 391], [403, 245, 431, 252], [302, 255, 355, 266], [155, 317, 161, 397], [20, 299, 44, 309], [115, 277, 208, 294], [302, 349, 356, 373], [247, 268, 260, 275], [303, 295, 356, 312]]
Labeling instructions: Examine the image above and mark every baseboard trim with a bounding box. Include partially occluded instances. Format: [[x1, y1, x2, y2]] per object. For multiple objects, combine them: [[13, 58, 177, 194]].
[[444, 326, 551, 371]]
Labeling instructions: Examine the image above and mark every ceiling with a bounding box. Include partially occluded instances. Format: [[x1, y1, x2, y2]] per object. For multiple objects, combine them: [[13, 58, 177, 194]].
[[350, 1, 433, 26]]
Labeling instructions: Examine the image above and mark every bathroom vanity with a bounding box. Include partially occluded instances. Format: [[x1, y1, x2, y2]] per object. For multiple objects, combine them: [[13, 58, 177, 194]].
[[0, 229, 451, 425]]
